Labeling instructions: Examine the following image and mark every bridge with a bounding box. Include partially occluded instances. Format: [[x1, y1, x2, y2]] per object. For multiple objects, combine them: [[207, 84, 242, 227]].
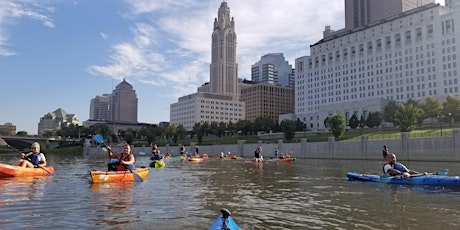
[[0, 136, 68, 150]]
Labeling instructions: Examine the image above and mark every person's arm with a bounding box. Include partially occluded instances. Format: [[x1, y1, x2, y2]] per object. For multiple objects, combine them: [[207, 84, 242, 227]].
[[38, 153, 47, 167]]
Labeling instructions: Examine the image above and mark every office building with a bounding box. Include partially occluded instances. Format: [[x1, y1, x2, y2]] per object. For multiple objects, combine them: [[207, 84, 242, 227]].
[[89, 94, 111, 121], [345, 0, 435, 30], [38, 108, 79, 136], [295, 2, 460, 131], [110, 79, 138, 123], [251, 53, 295, 87]]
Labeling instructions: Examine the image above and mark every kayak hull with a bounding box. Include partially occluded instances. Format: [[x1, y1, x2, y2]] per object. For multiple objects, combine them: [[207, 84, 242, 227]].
[[347, 172, 460, 187], [208, 214, 240, 230], [150, 160, 165, 168], [0, 163, 54, 177], [188, 157, 204, 162], [90, 167, 149, 183]]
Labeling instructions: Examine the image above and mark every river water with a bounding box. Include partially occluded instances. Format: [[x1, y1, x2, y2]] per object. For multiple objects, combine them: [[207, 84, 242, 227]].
[[0, 152, 459, 230]]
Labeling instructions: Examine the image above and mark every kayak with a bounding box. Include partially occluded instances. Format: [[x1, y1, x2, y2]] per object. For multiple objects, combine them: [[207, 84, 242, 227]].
[[346, 171, 460, 187], [150, 160, 165, 168], [188, 157, 204, 162], [266, 157, 296, 162], [209, 208, 240, 230], [0, 162, 54, 177], [90, 167, 149, 183]]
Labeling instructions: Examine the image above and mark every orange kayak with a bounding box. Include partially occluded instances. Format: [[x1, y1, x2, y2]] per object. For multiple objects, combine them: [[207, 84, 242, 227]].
[[275, 157, 296, 162], [0, 163, 54, 177], [90, 167, 149, 183], [188, 157, 204, 162]]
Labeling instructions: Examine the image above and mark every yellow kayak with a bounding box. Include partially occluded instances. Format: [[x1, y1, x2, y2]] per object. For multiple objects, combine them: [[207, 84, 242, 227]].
[[90, 167, 149, 183]]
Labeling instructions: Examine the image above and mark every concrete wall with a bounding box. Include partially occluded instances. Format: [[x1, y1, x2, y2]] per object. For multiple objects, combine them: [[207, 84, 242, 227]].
[[85, 129, 460, 162]]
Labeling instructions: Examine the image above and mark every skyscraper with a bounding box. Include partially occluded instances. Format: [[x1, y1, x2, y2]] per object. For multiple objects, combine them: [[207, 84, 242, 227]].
[[89, 94, 111, 121], [210, 1, 239, 100], [170, 1, 245, 131], [251, 53, 295, 88], [110, 79, 138, 123], [345, 0, 435, 30]]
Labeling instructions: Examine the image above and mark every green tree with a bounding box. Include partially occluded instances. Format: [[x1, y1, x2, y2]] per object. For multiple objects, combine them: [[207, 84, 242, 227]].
[[420, 97, 442, 125], [365, 111, 383, 128], [383, 100, 399, 126], [348, 113, 359, 129], [359, 115, 365, 128], [328, 114, 346, 141], [443, 95, 460, 122], [281, 120, 296, 141], [394, 103, 424, 132]]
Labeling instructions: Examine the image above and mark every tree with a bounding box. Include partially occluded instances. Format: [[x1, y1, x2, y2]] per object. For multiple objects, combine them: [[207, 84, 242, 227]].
[[348, 114, 359, 129], [366, 112, 383, 128], [383, 100, 399, 126], [359, 115, 365, 128], [420, 96, 442, 125], [443, 95, 460, 122], [328, 114, 345, 141], [281, 120, 296, 141], [394, 103, 423, 132]]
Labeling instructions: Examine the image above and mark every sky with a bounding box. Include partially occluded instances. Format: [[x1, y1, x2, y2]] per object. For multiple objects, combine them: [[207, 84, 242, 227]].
[[0, 0, 445, 135]]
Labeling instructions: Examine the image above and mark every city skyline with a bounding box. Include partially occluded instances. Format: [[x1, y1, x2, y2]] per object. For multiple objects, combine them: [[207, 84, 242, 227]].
[[0, 0, 445, 135]]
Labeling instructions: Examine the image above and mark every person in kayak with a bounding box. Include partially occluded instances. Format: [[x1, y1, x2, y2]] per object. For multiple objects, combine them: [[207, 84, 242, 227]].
[[383, 153, 419, 178], [180, 145, 185, 156], [151, 143, 158, 155], [107, 143, 136, 171], [254, 146, 263, 163], [151, 149, 164, 161], [16, 142, 47, 168]]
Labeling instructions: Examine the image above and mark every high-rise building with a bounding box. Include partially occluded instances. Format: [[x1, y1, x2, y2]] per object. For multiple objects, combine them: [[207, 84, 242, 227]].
[[110, 79, 138, 123], [210, 1, 239, 100], [251, 53, 295, 87], [345, 0, 435, 30], [295, 2, 460, 131], [170, 1, 245, 131], [89, 94, 111, 121]]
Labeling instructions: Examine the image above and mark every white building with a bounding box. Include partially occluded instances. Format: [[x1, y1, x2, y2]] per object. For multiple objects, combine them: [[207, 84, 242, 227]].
[[170, 92, 245, 131], [38, 108, 79, 136], [295, 2, 460, 131]]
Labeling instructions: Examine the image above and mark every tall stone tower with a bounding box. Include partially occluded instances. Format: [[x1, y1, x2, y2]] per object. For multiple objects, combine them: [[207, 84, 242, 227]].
[[210, 1, 238, 100]]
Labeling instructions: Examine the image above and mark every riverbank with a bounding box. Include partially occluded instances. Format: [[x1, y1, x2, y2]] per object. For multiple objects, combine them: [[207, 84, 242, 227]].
[[85, 129, 460, 162]]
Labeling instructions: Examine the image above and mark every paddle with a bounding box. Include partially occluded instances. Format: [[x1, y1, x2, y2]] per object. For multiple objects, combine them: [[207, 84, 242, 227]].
[[92, 134, 143, 182], [0, 137, 52, 174], [380, 169, 449, 181]]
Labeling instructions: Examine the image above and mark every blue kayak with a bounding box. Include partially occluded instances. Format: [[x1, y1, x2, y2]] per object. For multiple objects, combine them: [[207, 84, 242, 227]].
[[347, 170, 460, 187], [208, 208, 240, 230]]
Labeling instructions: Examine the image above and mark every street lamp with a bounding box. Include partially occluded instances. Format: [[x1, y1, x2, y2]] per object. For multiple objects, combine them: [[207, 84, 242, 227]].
[[438, 115, 445, 136]]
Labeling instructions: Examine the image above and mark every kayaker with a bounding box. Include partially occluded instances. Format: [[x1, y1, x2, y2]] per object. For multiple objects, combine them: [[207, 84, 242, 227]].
[[195, 145, 200, 156], [151, 149, 164, 161], [151, 143, 158, 155], [107, 143, 136, 171], [16, 142, 47, 168], [382, 145, 389, 159], [274, 148, 279, 158], [180, 145, 185, 156], [383, 153, 419, 178], [254, 146, 263, 163]]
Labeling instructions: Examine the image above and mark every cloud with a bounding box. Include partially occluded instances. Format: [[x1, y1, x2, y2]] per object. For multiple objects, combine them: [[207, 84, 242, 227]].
[[90, 0, 345, 93], [0, 0, 55, 56]]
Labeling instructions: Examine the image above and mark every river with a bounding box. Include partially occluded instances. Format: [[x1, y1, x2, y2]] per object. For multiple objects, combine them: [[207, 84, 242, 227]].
[[0, 152, 459, 229]]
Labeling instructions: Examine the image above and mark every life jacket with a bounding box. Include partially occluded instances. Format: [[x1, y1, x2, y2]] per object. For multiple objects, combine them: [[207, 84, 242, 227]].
[[152, 154, 163, 161], [254, 151, 261, 158], [383, 163, 407, 174], [108, 154, 134, 171], [26, 153, 44, 167]]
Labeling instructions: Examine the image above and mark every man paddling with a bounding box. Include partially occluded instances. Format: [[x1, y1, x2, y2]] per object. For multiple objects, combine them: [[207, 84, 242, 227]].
[[383, 153, 419, 178]]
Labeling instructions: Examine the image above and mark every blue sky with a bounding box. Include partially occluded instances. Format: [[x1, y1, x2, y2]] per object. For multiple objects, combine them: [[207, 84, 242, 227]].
[[0, 0, 444, 135]]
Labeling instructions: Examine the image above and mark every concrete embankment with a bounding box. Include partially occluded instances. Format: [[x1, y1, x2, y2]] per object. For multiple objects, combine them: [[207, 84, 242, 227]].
[[85, 129, 460, 162]]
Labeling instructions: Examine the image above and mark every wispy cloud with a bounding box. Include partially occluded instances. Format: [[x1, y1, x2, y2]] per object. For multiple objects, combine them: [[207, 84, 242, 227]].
[[0, 0, 55, 56]]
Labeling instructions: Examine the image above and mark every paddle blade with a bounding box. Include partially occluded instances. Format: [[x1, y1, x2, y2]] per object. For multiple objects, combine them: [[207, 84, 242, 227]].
[[138, 151, 146, 155], [437, 169, 449, 176], [0, 137, 8, 146], [93, 134, 104, 144], [133, 172, 143, 182]]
